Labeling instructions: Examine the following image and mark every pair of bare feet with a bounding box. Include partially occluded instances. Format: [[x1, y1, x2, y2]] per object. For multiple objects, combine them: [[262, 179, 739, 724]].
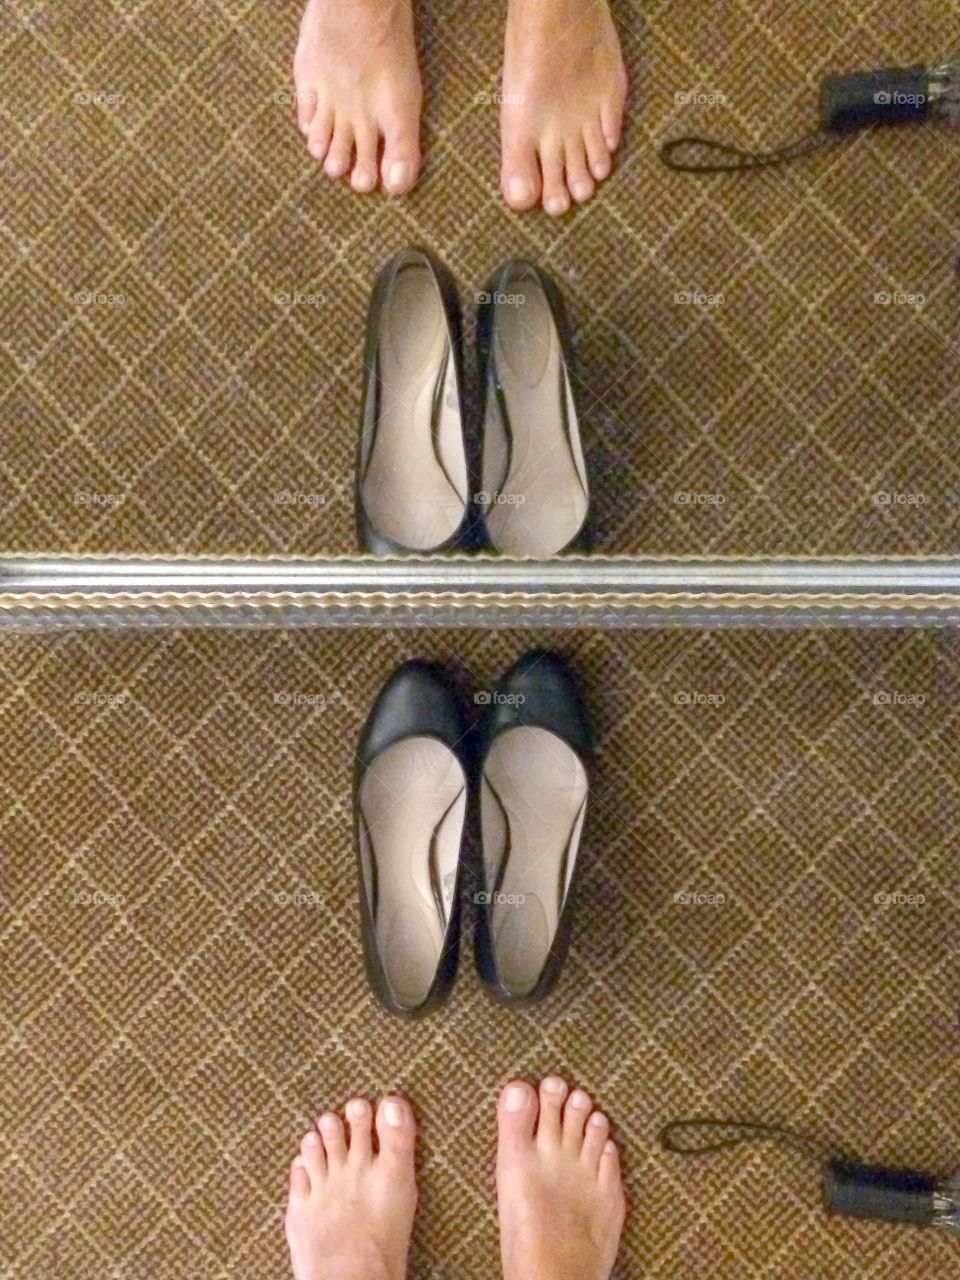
[[285, 1075, 626, 1280], [293, 0, 627, 216]]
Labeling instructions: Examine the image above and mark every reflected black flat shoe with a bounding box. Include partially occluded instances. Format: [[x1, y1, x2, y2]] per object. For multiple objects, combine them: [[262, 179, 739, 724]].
[[355, 661, 468, 1017], [357, 247, 474, 555], [478, 261, 591, 557], [474, 651, 593, 1003]]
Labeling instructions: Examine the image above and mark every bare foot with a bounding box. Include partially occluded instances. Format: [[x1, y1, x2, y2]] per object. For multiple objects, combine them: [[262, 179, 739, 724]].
[[285, 1095, 417, 1280], [500, 0, 627, 216], [496, 1076, 626, 1280], [293, 0, 422, 195]]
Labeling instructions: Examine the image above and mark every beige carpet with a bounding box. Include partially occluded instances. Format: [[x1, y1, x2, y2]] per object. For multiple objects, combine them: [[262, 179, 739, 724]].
[[2, 627, 959, 1278], [3, 0, 960, 556]]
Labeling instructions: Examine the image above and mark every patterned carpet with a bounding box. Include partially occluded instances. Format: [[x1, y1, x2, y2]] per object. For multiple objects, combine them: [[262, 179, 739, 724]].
[[2, 626, 959, 1279], [4, 0, 960, 556]]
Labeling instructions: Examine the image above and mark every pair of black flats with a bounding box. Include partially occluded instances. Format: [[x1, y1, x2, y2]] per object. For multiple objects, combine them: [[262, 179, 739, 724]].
[[358, 247, 591, 558], [355, 652, 593, 1017]]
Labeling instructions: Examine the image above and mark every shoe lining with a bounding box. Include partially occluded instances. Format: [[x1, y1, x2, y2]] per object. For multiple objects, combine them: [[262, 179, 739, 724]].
[[483, 273, 589, 557], [361, 263, 467, 551], [358, 736, 466, 1008], [481, 725, 588, 996]]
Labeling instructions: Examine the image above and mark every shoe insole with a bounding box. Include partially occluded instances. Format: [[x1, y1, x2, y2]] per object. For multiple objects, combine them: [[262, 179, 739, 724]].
[[483, 276, 588, 557], [480, 726, 588, 996], [358, 737, 466, 1008], [361, 264, 467, 550]]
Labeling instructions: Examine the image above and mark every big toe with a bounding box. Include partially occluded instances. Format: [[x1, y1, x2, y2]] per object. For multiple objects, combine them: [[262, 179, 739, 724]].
[[497, 1079, 538, 1157], [381, 111, 421, 195], [500, 128, 541, 211], [375, 1095, 416, 1168]]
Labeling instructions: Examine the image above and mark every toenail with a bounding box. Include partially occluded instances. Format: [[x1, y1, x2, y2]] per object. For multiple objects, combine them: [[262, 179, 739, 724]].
[[542, 1076, 565, 1093], [387, 161, 410, 190], [507, 176, 532, 205], [384, 1100, 405, 1126], [603, 1140, 617, 1155], [589, 1111, 607, 1126], [594, 162, 610, 179], [572, 181, 592, 201], [319, 1113, 338, 1131], [304, 1131, 320, 1145], [293, 1155, 304, 1167], [545, 196, 568, 216], [569, 1090, 590, 1109], [348, 1099, 369, 1117], [504, 1084, 528, 1112]]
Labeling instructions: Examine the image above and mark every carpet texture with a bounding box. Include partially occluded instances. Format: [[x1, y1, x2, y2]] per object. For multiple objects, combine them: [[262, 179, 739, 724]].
[[2, 627, 959, 1279], [4, 0, 960, 556]]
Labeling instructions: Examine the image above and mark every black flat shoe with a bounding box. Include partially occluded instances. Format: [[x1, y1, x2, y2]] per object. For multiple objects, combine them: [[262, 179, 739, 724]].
[[474, 651, 593, 1003], [478, 261, 590, 557], [355, 661, 468, 1016], [358, 247, 473, 555]]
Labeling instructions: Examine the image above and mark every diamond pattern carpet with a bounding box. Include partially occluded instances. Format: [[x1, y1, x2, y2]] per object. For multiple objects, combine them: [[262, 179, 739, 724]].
[[4, 0, 960, 555], [2, 627, 959, 1279]]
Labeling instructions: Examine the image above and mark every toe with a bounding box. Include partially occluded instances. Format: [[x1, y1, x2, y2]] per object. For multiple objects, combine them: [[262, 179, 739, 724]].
[[375, 1095, 416, 1168], [351, 122, 379, 193], [345, 1097, 373, 1164], [299, 1127, 325, 1181], [584, 122, 611, 182], [601, 100, 623, 152], [564, 135, 594, 204], [539, 142, 569, 217], [381, 116, 421, 195], [288, 1154, 312, 1200], [324, 119, 354, 179], [295, 85, 318, 136], [500, 136, 541, 212], [598, 1138, 622, 1190], [307, 106, 334, 164], [581, 1109, 610, 1172], [497, 1080, 538, 1156], [536, 1075, 568, 1146], [318, 1111, 347, 1165], [562, 1088, 592, 1152]]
